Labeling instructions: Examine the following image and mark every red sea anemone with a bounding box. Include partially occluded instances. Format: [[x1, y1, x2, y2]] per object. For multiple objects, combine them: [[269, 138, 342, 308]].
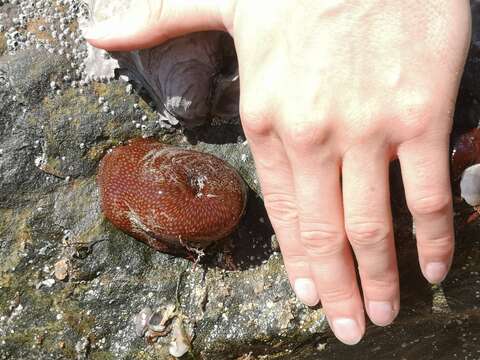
[[451, 128, 480, 183], [97, 138, 247, 256]]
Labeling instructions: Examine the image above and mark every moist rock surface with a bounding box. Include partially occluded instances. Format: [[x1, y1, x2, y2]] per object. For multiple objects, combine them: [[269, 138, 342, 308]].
[[1, 1, 480, 359]]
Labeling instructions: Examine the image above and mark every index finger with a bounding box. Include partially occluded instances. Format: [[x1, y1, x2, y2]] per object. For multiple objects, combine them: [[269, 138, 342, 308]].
[[398, 134, 454, 284]]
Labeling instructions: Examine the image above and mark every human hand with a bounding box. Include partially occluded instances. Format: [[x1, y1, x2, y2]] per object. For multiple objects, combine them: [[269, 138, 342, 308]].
[[85, 0, 471, 345]]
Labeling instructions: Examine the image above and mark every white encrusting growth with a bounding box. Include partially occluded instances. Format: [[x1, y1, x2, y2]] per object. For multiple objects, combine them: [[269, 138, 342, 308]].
[[125, 203, 155, 237], [142, 148, 220, 199], [460, 164, 480, 206], [34, 152, 47, 168], [194, 174, 208, 197]]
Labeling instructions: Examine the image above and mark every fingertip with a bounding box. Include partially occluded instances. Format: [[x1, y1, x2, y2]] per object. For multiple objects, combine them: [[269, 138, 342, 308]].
[[330, 317, 364, 345], [423, 261, 449, 284], [83, 19, 142, 51], [293, 278, 320, 306], [83, 21, 112, 41], [367, 300, 399, 326], [418, 233, 454, 284]]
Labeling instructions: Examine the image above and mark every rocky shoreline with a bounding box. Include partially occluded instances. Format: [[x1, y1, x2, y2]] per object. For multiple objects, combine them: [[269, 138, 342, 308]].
[[1, 1, 480, 359]]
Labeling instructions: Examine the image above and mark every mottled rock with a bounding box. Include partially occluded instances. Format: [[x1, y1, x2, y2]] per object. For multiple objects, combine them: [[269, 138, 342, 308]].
[[1, 2, 480, 360], [0, 32, 6, 56]]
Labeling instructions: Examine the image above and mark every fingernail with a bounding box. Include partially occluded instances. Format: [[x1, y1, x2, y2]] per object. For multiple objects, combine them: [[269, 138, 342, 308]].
[[331, 318, 362, 345], [293, 278, 319, 306], [425, 262, 448, 284], [368, 301, 395, 326]]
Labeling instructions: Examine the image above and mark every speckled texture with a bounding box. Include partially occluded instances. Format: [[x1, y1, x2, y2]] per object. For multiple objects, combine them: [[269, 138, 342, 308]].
[[97, 138, 247, 253], [2, 1, 480, 360]]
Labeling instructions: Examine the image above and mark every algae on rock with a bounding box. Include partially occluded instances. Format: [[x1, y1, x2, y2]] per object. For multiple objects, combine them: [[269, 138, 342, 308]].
[[1, 2, 480, 359]]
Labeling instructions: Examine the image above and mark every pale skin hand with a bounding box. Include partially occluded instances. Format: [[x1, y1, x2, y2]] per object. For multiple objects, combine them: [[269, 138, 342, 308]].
[[85, 0, 472, 345]]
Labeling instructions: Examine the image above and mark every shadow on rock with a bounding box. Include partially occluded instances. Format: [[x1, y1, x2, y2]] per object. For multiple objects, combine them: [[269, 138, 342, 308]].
[[183, 120, 244, 146], [388, 162, 432, 321], [202, 188, 275, 271]]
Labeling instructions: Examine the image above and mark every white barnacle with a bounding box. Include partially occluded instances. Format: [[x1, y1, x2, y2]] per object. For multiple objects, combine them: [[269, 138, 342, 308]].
[[34, 153, 47, 168], [134, 307, 153, 337], [460, 164, 480, 206], [194, 175, 207, 191], [168, 317, 190, 358]]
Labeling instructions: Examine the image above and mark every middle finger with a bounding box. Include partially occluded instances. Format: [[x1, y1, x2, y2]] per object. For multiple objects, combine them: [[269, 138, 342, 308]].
[[282, 125, 365, 345]]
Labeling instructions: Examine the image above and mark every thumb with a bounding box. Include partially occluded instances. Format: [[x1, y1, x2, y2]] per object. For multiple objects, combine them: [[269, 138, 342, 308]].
[[84, 0, 231, 51]]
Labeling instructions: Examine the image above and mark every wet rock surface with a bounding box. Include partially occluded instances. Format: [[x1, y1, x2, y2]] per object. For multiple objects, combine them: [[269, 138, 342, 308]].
[[0, 1, 480, 360]]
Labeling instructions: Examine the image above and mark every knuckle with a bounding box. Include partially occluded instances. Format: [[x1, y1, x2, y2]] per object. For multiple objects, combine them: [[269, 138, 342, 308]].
[[396, 89, 433, 135], [240, 100, 273, 137], [404, 120, 429, 138], [401, 89, 432, 113], [283, 121, 329, 150], [264, 192, 298, 225], [242, 115, 273, 138], [409, 193, 451, 216], [358, 255, 396, 283], [344, 115, 383, 144], [363, 277, 399, 298], [320, 285, 356, 304], [299, 224, 344, 258], [282, 254, 311, 274], [419, 234, 454, 253], [345, 220, 391, 250], [285, 253, 309, 264]]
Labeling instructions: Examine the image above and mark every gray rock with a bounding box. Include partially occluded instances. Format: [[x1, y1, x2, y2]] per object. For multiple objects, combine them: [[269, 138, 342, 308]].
[[1, 2, 480, 360], [0, 49, 69, 207]]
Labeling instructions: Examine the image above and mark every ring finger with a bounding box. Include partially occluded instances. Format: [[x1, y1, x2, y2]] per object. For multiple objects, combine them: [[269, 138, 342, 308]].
[[342, 143, 400, 326]]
